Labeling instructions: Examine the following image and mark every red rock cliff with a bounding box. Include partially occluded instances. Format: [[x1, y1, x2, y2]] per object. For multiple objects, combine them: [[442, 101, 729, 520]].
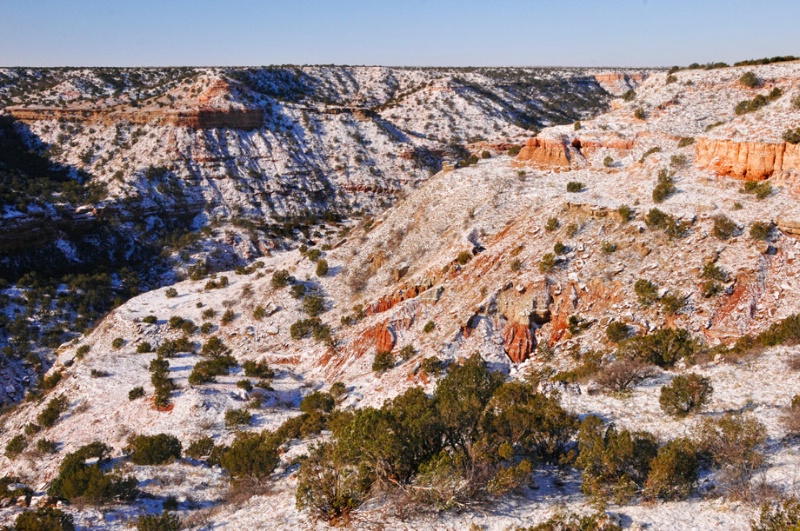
[[695, 138, 800, 180]]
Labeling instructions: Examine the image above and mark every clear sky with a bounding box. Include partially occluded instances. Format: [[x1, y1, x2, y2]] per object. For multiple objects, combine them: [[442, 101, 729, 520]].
[[1, 0, 798, 68]]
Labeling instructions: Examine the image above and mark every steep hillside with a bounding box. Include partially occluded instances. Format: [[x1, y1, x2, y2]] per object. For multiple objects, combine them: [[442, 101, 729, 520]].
[[2, 62, 800, 530], [0, 67, 648, 405]]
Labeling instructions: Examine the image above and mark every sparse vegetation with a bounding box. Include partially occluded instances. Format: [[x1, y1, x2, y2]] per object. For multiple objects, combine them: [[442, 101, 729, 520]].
[[740, 180, 772, 200], [129, 433, 182, 465], [634, 279, 659, 306], [739, 71, 760, 88], [652, 169, 676, 203], [712, 214, 737, 240], [372, 351, 395, 373], [566, 181, 584, 193], [659, 374, 713, 417]]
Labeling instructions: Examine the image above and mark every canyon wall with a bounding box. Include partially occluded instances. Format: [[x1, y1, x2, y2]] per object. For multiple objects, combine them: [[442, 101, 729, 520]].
[[695, 138, 800, 180]]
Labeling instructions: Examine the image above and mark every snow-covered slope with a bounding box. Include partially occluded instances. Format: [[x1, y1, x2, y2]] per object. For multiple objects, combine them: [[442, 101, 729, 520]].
[[2, 62, 800, 529]]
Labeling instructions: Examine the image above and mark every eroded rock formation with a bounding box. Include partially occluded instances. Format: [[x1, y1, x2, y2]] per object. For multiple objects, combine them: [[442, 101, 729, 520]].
[[7, 106, 264, 130], [695, 138, 800, 180]]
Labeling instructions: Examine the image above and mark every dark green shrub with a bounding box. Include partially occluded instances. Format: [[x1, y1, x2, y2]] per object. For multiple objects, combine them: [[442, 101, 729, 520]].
[[201, 336, 231, 358], [315, 259, 329, 277], [660, 292, 686, 315], [372, 351, 395, 373], [48, 442, 137, 504], [306, 248, 322, 262], [750, 221, 772, 240], [137, 511, 181, 531], [702, 280, 723, 298], [165, 287, 178, 298], [576, 416, 658, 503], [24, 423, 41, 436], [290, 317, 331, 342], [201, 308, 216, 320], [539, 253, 556, 273], [457, 250, 473, 265], [784, 127, 800, 144], [601, 242, 616, 254], [128, 387, 145, 400], [302, 294, 325, 316], [752, 497, 800, 531], [634, 279, 659, 306], [644, 437, 699, 501], [739, 71, 760, 88], [300, 391, 335, 414], [290, 283, 307, 299], [702, 262, 729, 282], [659, 374, 713, 417], [253, 305, 267, 320], [186, 436, 216, 459], [545, 217, 559, 231], [188, 355, 237, 385], [618, 328, 698, 367], [236, 379, 253, 392], [221, 308, 235, 324], [553, 242, 567, 255], [622, 89, 636, 101], [35, 438, 58, 454], [40, 371, 62, 391], [603, 156, 614, 168], [242, 359, 274, 379], [111, 337, 124, 349], [677, 137, 695, 148], [5, 434, 27, 459], [399, 344, 415, 360], [14, 507, 75, 531], [225, 408, 252, 428], [38, 396, 67, 428], [606, 321, 630, 343], [652, 169, 676, 203], [421, 357, 444, 376], [574, 121, 582, 131], [129, 433, 182, 465], [516, 511, 622, 531], [741, 180, 773, 199], [617, 204, 633, 222], [90, 369, 110, 378], [423, 320, 435, 333], [712, 214, 737, 240], [200, 322, 214, 334], [218, 431, 279, 478], [645, 208, 686, 238], [76, 344, 90, 358], [330, 382, 347, 403], [136, 342, 152, 353], [142, 315, 157, 325], [271, 269, 291, 288], [634, 107, 646, 120], [566, 181, 584, 192], [639, 146, 662, 163], [507, 145, 522, 156]]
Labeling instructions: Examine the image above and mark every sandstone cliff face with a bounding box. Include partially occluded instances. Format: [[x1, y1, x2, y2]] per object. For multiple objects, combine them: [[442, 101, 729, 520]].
[[7, 106, 264, 130], [514, 137, 574, 170], [593, 72, 648, 96], [695, 138, 800, 180]]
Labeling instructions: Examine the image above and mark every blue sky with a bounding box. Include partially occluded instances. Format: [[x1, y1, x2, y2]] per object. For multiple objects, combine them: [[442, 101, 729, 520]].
[[1, 0, 798, 67]]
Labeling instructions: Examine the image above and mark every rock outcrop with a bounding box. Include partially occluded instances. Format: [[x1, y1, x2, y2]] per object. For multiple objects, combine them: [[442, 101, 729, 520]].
[[515, 137, 574, 170], [7, 106, 264, 130], [501, 322, 535, 364], [695, 138, 800, 180], [593, 72, 648, 96]]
